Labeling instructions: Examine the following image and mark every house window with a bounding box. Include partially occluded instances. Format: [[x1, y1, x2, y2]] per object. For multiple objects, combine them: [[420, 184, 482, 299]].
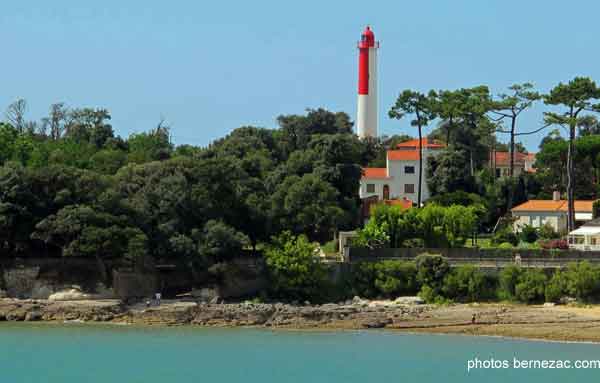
[[366, 184, 375, 193], [404, 166, 415, 174], [404, 184, 415, 194], [495, 168, 501, 178]]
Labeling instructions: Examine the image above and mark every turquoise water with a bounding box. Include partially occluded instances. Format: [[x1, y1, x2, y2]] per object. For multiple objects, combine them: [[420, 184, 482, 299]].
[[2, 324, 600, 382]]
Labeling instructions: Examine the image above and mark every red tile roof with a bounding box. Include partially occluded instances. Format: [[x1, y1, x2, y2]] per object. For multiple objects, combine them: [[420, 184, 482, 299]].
[[396, 138, 445, 149], [387, 150, 420, 161], [362, 167, 390, 179], [511, 200, 594, 213], [491, 151, 536, 166]]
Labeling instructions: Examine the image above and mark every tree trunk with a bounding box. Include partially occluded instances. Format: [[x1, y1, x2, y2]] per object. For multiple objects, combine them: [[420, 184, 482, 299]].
[[418, 125, 423, 208], [567, 122, 576, 232], [507, 115, 516, 210], [509, 116, 516, 178]]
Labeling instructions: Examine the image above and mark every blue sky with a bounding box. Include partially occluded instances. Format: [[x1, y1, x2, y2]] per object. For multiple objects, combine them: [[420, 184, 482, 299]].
[[1, 1, 599, 151]]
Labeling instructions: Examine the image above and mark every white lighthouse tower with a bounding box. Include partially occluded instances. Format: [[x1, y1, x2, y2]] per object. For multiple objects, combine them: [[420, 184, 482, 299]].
[[356, 26, 379, 139]]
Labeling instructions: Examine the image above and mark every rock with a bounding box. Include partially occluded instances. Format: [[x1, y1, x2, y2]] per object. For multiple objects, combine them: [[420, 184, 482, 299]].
[[361, 320, 387, 329], [394, 296, 424, 305], [48, 289, 91, 301], [303, 301, 311, 306], [352, 296, 363, 304], [543, 302, 556, 307], [25, 311, 42, 321], [560, 297, 577, 305]]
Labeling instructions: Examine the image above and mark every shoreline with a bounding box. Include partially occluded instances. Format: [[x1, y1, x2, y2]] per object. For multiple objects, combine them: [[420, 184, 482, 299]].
[[3, 298, 600, 344]]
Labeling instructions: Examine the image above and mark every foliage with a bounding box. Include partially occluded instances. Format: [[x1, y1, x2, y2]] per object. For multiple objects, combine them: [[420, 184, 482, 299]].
[[264, 231, 328, 301], [564, 261, 600, 301], [491, 227, 519, 247], [350, 260, 417, 298], [537, 223, 559, 240], [442, 265, 495, 302], [498, 265, 523, 300], [545, 269, 569, 303], [415, 254, 449, 298], [519, 225, 538, 243], [514, 269, 547, 303], [354, 204, 479, 249]]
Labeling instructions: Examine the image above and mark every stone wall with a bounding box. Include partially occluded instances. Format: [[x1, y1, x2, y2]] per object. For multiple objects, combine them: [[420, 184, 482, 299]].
[[0, 258, 116, 299], [348, 247, 600, 266]]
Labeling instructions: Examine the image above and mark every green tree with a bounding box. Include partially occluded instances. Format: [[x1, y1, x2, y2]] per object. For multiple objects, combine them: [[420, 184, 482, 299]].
[[389, 90, 437, 207], [264, 231, 327, 301], [544, 77, 600, 231]]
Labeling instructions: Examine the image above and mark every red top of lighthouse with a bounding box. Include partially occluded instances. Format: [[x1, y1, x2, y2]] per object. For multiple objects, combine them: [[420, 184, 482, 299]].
[[359, 26, 375, 48]]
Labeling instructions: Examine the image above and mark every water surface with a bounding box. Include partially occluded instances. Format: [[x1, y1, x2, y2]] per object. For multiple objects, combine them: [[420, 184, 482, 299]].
[[1, 323, 600, 382]]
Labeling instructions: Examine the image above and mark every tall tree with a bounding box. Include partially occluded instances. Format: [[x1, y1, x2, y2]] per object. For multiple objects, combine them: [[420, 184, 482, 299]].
[[544, 77, 600, 231], [5, 99, 27, 133], [389, 90, 436, 207], [491, 83, 540, 178], [41, 103, 69, 140]]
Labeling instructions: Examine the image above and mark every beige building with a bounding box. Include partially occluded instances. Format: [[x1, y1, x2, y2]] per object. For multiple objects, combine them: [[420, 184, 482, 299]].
[[489, 151, 536, 178], [511, 199, 594, 233]]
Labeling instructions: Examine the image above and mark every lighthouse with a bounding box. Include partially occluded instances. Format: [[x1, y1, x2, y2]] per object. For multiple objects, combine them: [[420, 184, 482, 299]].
[[356, 26, 379, 139]]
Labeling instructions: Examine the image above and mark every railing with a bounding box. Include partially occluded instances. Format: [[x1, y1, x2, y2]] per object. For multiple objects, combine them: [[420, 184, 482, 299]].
[[568, 244, 600, 251]]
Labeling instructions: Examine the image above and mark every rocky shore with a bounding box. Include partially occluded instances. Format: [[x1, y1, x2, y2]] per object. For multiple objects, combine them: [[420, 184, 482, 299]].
[[3, 297, 600, 342]]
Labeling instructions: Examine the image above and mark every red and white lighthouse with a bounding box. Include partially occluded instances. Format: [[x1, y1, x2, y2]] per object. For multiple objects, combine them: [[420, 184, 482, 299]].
[[356, 26, 379, 139]]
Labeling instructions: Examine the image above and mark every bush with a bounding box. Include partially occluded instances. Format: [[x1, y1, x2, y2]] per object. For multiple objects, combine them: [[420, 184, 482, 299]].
[[350, 260, 417, 299], [519, 225, 538, 243], [264, 231, 328, 301], [540, 239, 568, 250], [564, 261, 600, 301], [492, 228, 519, 247], [373, 260, 417, 297], [442, 265, 495, 302], [538, 224, 559, 240], [515, 269, 547, 303], [545, 270, 568, 303], [498, 265, 523, 300], [498, 242, 514, 249], [415, 254, 450, 296]]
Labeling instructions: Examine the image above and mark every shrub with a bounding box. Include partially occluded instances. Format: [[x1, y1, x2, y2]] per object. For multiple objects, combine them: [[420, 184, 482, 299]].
[[264, 231, 328, 301], [498, 242, 514, 249], [415, 254, 450, 295], [498, 265, 523, 300], [350, 260, 417, 299], [373, 260, 417, 297], [519, 225, 538, 243], [442, 265, 495, 302], [353, 220, 390, 249], [540, 239, 568, 250], [538, 224, 559, 240], [492, 228, 519, 247], [545, 269, 568, 303], [564, 261, 600, 301], [515, 269, 547, 303]]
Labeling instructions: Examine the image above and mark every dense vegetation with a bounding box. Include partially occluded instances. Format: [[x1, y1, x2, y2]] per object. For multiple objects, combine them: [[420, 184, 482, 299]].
[[350, 257, 600, 304], [0, 104, 378, 279]]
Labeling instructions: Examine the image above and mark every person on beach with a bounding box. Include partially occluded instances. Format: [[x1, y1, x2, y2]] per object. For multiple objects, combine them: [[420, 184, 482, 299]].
[[471, 313, 476, 324], [155, 292, 161, 306]]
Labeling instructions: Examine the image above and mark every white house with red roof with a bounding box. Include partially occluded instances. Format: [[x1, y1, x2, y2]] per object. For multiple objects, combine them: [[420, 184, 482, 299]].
[[360, 138, 445, 204], [489, 151, 536, 177]]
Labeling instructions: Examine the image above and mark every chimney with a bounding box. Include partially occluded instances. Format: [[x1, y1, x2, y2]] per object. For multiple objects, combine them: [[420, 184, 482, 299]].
[[553, 191, 560, 201]]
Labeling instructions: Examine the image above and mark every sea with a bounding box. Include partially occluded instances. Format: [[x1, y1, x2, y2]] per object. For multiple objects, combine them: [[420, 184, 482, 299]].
[[1, 323, 600, 382]]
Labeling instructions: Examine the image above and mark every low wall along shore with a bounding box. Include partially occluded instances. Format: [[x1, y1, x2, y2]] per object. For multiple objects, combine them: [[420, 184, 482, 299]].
[[347, 247, 600, 268]]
